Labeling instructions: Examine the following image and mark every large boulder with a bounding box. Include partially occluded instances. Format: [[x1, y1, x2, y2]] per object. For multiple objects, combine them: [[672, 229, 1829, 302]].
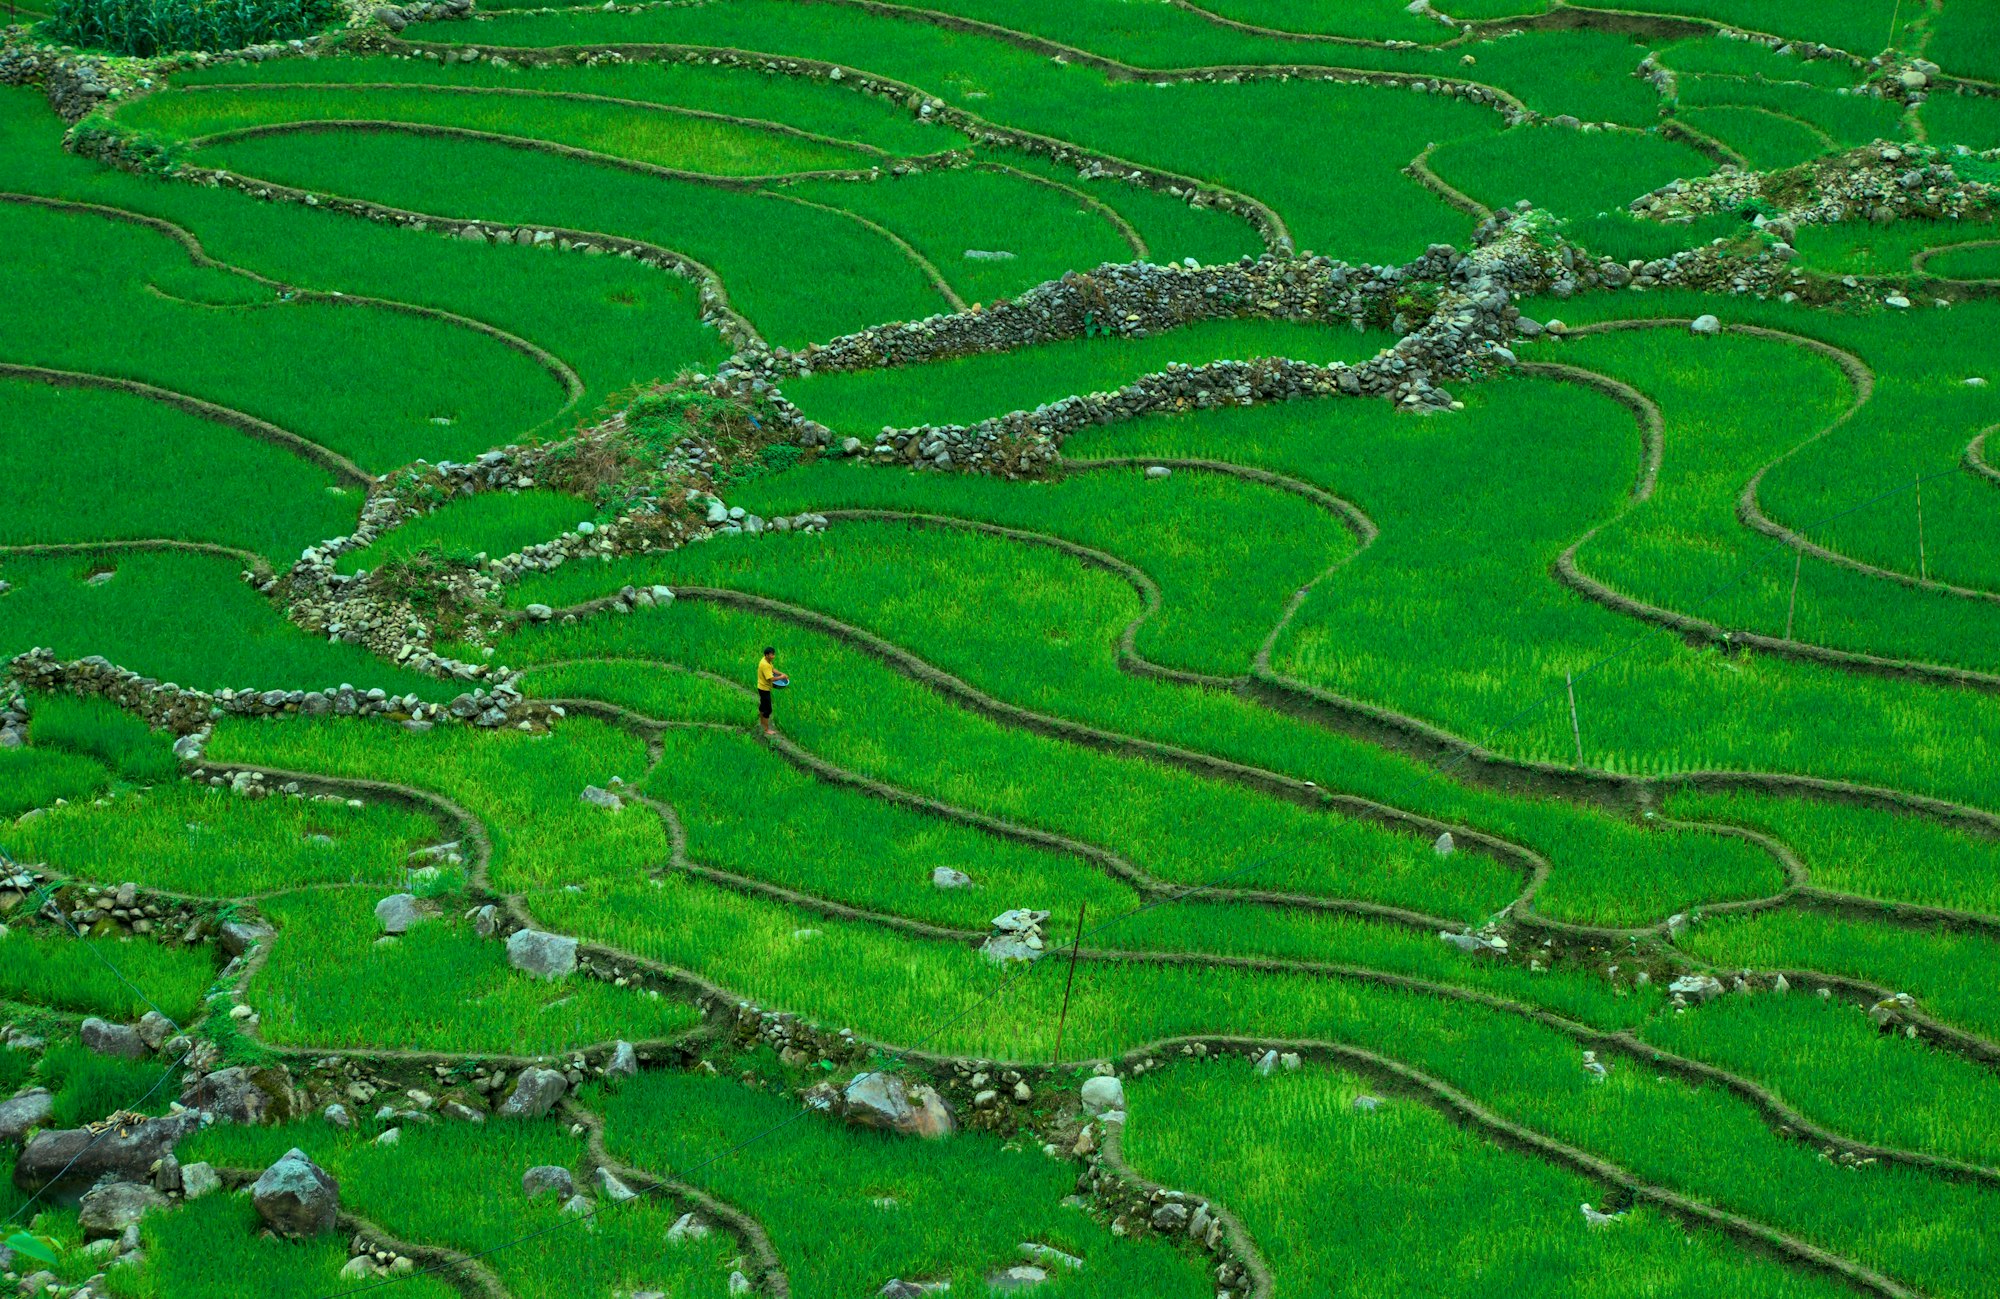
[[840, 1073, 954, 1139], [183, 1065, 298, 1125], [217, 920, 274, 957], [252, 1148, 340, 1238], [1080, 1075, 1125, 1119], [0, 1087, 53, 1140], [522, 1165, 576, 1199], [78, 1180, 167, 1240], [506, 930, 578, 980], [14, 1113, 197, 1200], [498, 1068, 568, 1119], [374, 893, 424, 935], [80, 1017, 146, 1059]]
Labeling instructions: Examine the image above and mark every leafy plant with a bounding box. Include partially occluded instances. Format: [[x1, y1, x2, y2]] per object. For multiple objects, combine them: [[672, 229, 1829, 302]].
[[41, 0, 343, 57]]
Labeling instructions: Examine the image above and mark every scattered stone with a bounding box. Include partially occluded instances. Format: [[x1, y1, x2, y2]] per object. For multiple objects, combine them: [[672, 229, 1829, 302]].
[[988, 1264, 1048, 1291], [1080, 1074, 1125, 1119], [1432, 831, 1454, 856], [1668, 974, 1724, 1005], [80, 1017, 146, 1060], [180, 1162, 221, 1200], [498, 1069, 569, 1119], [78, 1181, 166, 1239], [374, 893, 423, 935], [506, 929, 579, 980], [251, 1148, 340, 1238], [605, 1040, 639, 1078], [1144, 465, 1172, 479], [579, 785, 623, 811], [1690, 314, 1722, 336], [0, 1087, 52, 1140], [931, 867, 973, 889], [1353, 1094, 1383, 1113], [838, 1073, 955, 1138], [666, 1211, 711, 1243], [594, 1168, 638, 1202]]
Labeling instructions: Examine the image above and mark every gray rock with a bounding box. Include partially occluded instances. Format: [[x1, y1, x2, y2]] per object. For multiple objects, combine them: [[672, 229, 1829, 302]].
[[1668, 974, 1724, 1004], [498, 1068, 568, 1119], [81, 1017, 145, 1059], [251, 1148, 339, 1238], [840, 1073, 954, 1138], [1432, 831, 1454, 856], [605, 1041, 639, 1078], [79, 1181, 166, 1240], [0, 1087, 53, 1140], [594, 1167, 637, 1202], [323, 1103, 353, 1129], [374, 893, 423, 935], [988, 1265, 1048, 1292], [525, 603, 555, 622], [135, 1012, 174, 1052], [506, 929, 578, 980], [218, 920, 273, 957], [522, 1165, 575, 1199], [184, 1065, 293, 1125], [1151, 1202, 1190, 1232], [1144, 465, 1172, 479], [1253, 1049, 1279, 1076], [180, 1162, 221, 1200], [666, 1211, 711, 1243], [1353, 1093, 1383, 1113], [1690, 314, 1722, 336], [14, 1113, 196, 1199], [579, 785, 623, 811], [1079, 1074, 1125, 1118], [931, 867, 973, 889]]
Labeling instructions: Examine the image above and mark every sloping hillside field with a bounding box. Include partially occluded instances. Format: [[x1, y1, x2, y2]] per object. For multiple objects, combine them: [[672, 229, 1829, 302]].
[[3, 1, 1999, 1296]]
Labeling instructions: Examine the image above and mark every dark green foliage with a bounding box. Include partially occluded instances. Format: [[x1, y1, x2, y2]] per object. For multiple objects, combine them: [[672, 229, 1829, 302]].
[[26, 693, 178, 784], [41, 0, 341, 57]]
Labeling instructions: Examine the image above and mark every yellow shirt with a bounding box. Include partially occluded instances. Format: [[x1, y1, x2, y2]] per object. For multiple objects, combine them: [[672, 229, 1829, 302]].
[[757, 659, 776, 691]]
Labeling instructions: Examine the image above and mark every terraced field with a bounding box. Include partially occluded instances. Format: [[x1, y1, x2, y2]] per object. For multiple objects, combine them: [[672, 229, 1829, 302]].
[[2, 1, 1998, 1297]]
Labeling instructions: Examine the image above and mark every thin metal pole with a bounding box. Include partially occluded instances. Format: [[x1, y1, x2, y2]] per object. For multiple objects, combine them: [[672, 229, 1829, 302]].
[[1785, 546, 1802, 640], [1565, 671, 1584, 768], [1051, 901, 1088, 1067], [1915, 475, 1928, 583]]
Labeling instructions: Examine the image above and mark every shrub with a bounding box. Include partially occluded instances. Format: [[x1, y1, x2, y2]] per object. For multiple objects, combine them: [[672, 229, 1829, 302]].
[[41, 0, 342, 58]]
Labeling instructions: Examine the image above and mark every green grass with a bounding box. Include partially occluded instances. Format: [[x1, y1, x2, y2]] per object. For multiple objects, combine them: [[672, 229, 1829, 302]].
[[119, 1193, 463, 1299], [0, 550, 447, 698], [1923, 240, 2000, 280], [0, 198, 568, 473], [0, 747, 110, 821], [516, 659, 749, 724], [1786, 216, 2000, 276], [6, 781, 445, 897], [116, 83, 880, 175], [789, 164, 1138, 305], [0, 927, 212, 1024], [335, 488, 592, 575], [1562, 209, 1748, 262], [1679, 105, 1831, 169], [781, 317, 1392, 436], [1654, 35, 1863, 88], [173, 1120, 730, 1299], [173, 52, 971, 157], [1125, 1059, 1853, 1299], [990, 152, 1263, 266], [1612, 0, 1908, 55], [1922, 91, 2000, 151], [1179, 0, 1460, 42], [594, 1067, 1213, 1298], [26, 693, 179, 784], [249, 888, 699, 1054], [1, 374, 358, 562], [1677, 76, 1904, 147], [192, 126, 951, 345], [37, 1039, 182, 1128], [1431, 125, 1715, 220], [1929, 0, 2000, 84]]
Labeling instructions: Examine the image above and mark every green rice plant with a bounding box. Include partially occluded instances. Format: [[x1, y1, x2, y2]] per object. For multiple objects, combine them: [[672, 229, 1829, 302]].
[[127, 1193, 463, 1299], [179, 1118, 736, 1299], [1923, 240, 2000, 280], [1530, 326, 2000, 675], [1, 375, 358, 562], [1655, 35, 1864, 88], [6, 781, 445, 897], [1124, 1059, 1853, 1299], [1929, 0, 2000, 84], [192, 126, 951, 346], [1164, 0, 1458, 42], [1562, 209, 1748, 262], [592, 1068, 1213, 1298], [0, 199, 567, 473], [40, 0, 341, 58], [1661, 787, 2000, 918], [1679, 105, 1831, 169], [0, 551, 446, 699], [116, 83, 879, 176], [480, 570, 1777, 929], [517, 659, 748, 724], [26, 693, 178, 784], [0, 87, 727, 430], [1677, 76, 1903, 147], [1923, 91, 2000, 151], [0, 927, 213, 1023], [36, 1040, 181, 1128], [788, 165, 1139, 305], [1638, 989, 2000, 1168], [644, 722, 1142, 930], [1430, 125, 1715, 221], [1681, 908, 2000, 1041], [778, 317, 1393, 437], [990, 151, 1264, 266], [1605, 0, 1907, 56], [173, 53, 972, 158], [0, 748, 109, 821], [335, 489, 592, 576], [1783, 216, 2000, 276], [247, 889, 698, 1054]]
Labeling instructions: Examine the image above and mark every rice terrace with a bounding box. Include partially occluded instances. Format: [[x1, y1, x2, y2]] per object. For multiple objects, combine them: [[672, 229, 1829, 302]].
[[6, 0, 2000, 1294]]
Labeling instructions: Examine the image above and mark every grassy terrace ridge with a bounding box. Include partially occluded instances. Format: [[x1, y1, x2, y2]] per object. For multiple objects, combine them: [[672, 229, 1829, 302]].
[[6, 1, 2000, 1296]]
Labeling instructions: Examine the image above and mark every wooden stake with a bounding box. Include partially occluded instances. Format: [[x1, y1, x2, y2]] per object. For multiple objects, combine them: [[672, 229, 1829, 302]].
[[1915, 475, 1929, 584], [1051, 901, 1087, 1067], [1785, 546, 1802, 641], [1566, 672, 1584, 768]]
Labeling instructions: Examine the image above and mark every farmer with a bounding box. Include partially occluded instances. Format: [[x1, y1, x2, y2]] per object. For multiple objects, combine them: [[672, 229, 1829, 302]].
[[756, 645, 782, 735]]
